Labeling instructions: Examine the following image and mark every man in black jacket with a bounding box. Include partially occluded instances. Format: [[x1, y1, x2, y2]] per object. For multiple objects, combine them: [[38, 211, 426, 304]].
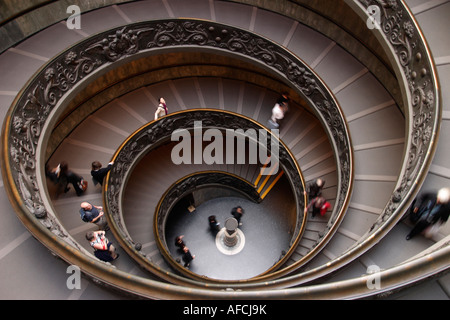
[[231, 206, 245, 226], [91, 161, 114, 186]]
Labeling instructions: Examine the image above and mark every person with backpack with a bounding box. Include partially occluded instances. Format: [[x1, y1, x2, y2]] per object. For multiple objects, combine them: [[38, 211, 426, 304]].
[[80, 202, 109, 230]]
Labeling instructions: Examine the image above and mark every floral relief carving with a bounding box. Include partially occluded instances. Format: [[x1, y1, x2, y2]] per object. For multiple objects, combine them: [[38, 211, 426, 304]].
[[84, 26, 154, 61], [4, 19, 350, 260], [147, 21, 211, 48], [359, 0, 438, 228]]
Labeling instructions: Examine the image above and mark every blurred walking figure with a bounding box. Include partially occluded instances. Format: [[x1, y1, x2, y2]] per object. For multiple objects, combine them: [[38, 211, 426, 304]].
[[406, 188, 450, 240], [267, 93, 289, 130], [306, 178, 325, 199], [305, 195, 331, 218], [47, 161, 87, 196], [175, 235, 186, 251]]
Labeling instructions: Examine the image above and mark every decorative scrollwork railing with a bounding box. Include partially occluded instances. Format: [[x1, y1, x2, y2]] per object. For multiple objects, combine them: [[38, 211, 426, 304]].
[[260, 0, 444, 289], [105, 109, 306, 282], [2, 17, 353, 295], [351, 0, 440, 226], [227, 0, 444, 290]]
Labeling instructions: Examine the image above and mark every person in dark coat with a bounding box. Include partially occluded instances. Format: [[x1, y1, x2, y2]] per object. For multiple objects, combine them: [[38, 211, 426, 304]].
[[406, 188, 450, 240], [60, 161, 86, 196], [46, 161, 86, 196], [208, 215, 220, 233], [182, 246, 195, 268], [91, 160, 114, 186], [231, 206, 244, 226], [306, 178, 325, 199]]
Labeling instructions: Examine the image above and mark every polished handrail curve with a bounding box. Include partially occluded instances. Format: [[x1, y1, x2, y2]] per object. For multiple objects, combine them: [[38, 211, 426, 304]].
[[257, 0, 446, 290], [105, 108, 308, 285], [334, 0, 444, 262], [1, 17, 353, 295], [351, 0, 441, 225], [244, 0, 445, 291]]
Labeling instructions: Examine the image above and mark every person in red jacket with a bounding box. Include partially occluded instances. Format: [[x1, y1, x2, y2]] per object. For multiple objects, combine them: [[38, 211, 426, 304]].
[[305, 195, 331, 217]]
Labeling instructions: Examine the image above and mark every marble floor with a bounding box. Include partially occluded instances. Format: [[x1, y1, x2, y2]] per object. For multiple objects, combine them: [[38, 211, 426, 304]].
[[165, 177, 296, 281]]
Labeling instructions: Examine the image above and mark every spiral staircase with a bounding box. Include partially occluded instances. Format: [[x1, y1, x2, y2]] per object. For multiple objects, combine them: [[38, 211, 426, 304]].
[[0, 0, 449, 300]]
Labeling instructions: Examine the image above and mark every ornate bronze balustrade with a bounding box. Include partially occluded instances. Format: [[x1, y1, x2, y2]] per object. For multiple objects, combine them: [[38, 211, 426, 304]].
[[1, 2, 440, 296], [1, 19, 352, 284], [105, 109, 307, 282]]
